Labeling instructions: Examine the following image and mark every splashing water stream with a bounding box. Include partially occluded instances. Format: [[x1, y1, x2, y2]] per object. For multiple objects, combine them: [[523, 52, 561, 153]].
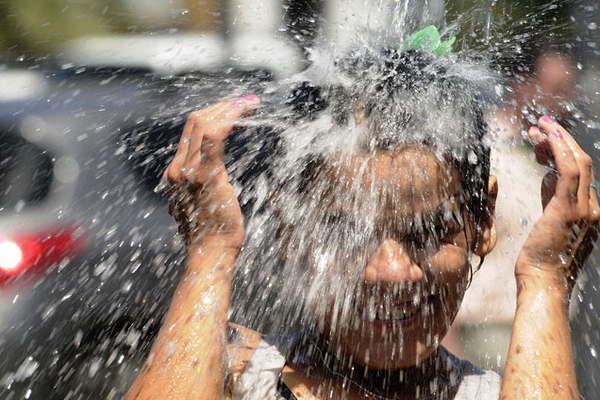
[[121, 1, 600, 398], [2, 0, 600, 399]]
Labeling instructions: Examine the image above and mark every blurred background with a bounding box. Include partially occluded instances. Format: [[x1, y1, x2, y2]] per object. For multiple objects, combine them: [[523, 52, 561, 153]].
[[0, 0, 599, 399]]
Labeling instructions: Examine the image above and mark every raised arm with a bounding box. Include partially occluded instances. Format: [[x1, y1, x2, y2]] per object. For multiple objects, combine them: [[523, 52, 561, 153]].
[[126, 95, 260, 400], [501, 116, 599, 399]]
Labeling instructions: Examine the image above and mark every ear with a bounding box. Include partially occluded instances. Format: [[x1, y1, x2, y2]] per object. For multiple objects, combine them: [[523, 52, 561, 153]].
[[475, 175, 498, 257]]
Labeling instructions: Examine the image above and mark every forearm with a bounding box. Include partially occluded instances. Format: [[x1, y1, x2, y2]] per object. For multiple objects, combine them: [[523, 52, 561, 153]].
[[501, 270, 579, 399], [126, 242, 238, 400]]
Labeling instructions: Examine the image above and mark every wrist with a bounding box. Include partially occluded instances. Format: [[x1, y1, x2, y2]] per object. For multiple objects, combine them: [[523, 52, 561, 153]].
[[188, 234, 241, 254], [515, 262, 571, 299], [186, 238, 240, 275]]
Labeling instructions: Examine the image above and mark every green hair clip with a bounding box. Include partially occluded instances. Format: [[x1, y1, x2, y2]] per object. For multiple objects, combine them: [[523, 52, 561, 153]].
[[406, 25, 456, 56]]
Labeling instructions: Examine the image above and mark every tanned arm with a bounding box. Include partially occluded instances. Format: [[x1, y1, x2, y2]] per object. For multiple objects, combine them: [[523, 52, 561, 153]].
[[503, 272, 578, 399], [501, 116, 599, 399], [126, 95, 260, 400]]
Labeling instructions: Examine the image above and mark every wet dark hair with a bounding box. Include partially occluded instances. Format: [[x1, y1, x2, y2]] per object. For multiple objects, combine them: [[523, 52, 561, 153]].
[[229, 49, 493, 330], [283, 49, 491, 240]]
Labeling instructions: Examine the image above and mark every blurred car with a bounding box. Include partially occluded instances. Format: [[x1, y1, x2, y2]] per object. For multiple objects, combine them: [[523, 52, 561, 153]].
[[0, 26, 304, 398], [0, 66, 190, 399]]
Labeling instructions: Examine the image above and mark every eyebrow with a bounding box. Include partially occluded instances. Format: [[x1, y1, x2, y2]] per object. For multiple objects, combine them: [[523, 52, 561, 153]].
[[388, 206, 464, 236], [324, 204, 465, 236]]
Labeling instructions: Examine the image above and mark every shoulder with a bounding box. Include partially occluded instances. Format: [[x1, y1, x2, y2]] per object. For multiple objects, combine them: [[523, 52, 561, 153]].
[[226, 323, 290, 400], [226, 323, 264, 385], [453, 357, 501, 400], [439, 348, 500, 399]]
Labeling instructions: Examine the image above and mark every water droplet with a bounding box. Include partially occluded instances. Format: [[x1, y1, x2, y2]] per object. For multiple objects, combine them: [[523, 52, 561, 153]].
[[588, 22, 597, 30], [591, 347, 597, 358], [468, 150, 478, 164], [88, 357, 102, 378], [594, 142, 600, 150], [559, 254, 568, 265], [520, 218, 528, 227], [14, 357, 39, 381]]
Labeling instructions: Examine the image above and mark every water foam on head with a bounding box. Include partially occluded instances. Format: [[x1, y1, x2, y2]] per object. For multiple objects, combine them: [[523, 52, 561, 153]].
[[228, 31, 498, 336]]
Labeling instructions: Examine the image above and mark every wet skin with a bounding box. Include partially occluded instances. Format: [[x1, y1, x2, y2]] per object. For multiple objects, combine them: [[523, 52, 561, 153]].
[[304, 148, 493, 371], [126, 99, 599, 400]]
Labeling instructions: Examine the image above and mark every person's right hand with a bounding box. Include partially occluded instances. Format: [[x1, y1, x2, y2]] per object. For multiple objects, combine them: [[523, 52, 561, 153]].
[[163, 95, 260, 253]]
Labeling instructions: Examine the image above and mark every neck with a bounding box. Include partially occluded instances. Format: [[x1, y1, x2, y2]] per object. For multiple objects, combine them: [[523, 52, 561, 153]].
[[291, 330, 453, 399]]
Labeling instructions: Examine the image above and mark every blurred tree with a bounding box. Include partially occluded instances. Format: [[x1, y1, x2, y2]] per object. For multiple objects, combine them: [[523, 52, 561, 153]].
[[0, 0, 225, 59], [0, 0, 131, 56]]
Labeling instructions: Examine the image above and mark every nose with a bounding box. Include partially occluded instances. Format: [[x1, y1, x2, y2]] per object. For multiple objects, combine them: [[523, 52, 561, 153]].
[[363, 239, 424, 284]]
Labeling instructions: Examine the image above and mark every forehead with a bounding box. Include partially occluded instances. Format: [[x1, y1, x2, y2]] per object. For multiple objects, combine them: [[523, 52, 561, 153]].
[[324, 146, 462, 217]]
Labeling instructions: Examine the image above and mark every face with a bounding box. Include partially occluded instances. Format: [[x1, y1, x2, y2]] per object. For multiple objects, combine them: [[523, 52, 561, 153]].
[[518, 53, 576, 120], [279, 146, 496, 370]]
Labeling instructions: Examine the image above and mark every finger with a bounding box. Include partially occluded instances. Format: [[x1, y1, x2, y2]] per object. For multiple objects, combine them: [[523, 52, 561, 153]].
[[175, 115, 195, 162], [163, 117, 197, 184], [187, 95, 260, 164], [185, 103, 228, 165], [539, 116, 592, 218], [533, 142, 552, 167], [208, 95, 261, 142], [541, 117, 588, 157], [541, 171, 558, 210], [184, 95, 260, 187], [590, 173, 600, 225], [529, 126, 555, 167], [537, 118, 579, 207], [528, 125, 545, 145]]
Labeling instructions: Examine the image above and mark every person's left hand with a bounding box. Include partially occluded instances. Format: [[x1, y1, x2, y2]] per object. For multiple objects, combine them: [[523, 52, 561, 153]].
[[517, 116, 600, 290]]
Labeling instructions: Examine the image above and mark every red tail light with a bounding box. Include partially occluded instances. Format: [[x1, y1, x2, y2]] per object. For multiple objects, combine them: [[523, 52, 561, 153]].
[[0, 226, 86, 284]]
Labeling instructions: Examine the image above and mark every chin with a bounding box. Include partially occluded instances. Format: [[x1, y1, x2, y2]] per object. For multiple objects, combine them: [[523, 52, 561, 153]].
[[343, 326, 440, 370], [325, 303, 454, 370]]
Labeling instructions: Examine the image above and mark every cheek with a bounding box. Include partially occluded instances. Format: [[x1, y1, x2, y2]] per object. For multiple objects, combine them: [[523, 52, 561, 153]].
[[426, 244, 470, 292]]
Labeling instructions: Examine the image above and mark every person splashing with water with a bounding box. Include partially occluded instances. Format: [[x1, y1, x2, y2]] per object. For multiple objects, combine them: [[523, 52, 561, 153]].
[[126, 31, 599, 400]]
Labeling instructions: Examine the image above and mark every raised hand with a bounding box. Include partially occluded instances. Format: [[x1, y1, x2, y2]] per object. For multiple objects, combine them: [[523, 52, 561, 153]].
[[163, 95, 260, 253], [518, 115, 600, 288]]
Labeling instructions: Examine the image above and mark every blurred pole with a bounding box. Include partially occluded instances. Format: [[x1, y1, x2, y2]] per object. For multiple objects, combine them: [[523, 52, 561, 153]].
[[223, 0, 304, 77], [323, 0, 394, 51], [228, 0, 284, 34], [284, 0, 323, 52], [322, 0, 444, 53]]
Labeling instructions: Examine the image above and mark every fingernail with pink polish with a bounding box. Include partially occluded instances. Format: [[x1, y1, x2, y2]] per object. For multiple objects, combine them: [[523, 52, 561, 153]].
[[542, 115, 554, 124], [243, 93, 259, 102], [554, 128, 563, 139], [231, 94, 259, 107], [229, 97, 244, 106]]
